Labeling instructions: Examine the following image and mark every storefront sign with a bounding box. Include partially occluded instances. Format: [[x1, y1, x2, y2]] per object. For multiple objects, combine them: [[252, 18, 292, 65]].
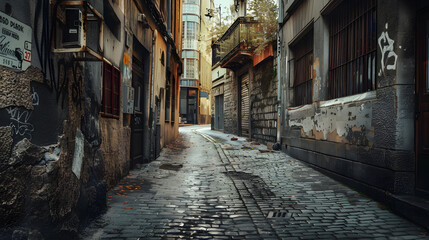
[[0, 11, 32, 71]]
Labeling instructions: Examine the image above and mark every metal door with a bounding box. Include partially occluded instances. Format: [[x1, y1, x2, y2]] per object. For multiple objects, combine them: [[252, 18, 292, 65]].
[[416, 14, 429, 195], [187, 89, 197, 124], [240, 74, 250, 137], [131, 56, 145, 166], [215, 94, 224, 130]]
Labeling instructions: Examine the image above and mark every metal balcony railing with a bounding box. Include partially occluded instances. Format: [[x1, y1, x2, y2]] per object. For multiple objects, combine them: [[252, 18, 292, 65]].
[[216, 17, 259, 66]]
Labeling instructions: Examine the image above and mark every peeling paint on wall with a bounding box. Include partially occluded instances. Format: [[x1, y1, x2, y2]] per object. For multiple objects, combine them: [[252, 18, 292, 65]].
[[312, 58, 321, 100], [289, 101, 374, 145]]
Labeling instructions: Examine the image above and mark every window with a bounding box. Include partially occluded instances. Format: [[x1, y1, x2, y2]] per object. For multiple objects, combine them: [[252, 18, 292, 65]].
[[185, 22, 198, 39], [102, 61, 120, 117], [328, 0, 376, 99], [104, 1, 121, 40], [180, 80, 198, 87], [182, 50, 199, 58], [292, 30, 313, 106], [183, 3, 199, 15], [185, 59, 198, 79], [184, 0, 199, 4]]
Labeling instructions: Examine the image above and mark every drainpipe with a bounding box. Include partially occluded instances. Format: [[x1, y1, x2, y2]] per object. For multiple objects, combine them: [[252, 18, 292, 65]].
[[151, 30, 157, 110], [276, 0, 283, 144], [150, 29, 157, 159]]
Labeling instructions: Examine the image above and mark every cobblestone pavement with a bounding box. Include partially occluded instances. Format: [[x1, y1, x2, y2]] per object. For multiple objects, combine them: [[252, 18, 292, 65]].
[[81, 125, 428, 239]]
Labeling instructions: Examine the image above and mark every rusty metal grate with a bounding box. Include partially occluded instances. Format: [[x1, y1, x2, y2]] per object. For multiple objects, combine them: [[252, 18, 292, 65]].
[[267, 211, 291, 219]]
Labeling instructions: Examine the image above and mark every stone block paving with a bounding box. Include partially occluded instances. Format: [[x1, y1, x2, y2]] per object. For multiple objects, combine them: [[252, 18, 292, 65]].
[[81, 125, 428, 239]]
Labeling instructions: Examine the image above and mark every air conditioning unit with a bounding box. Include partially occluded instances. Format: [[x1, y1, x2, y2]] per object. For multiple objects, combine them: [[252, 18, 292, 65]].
[[63, 8, 83, 48]]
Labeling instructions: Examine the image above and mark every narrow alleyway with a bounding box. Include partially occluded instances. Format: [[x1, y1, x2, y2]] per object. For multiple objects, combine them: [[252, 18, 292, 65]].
[[81, 125, 427, 239]]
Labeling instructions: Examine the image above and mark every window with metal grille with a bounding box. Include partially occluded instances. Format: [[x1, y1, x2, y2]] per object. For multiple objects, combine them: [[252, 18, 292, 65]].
[[292, 30, 313, 106], [102, 61, 120, 117], [328, 0, 377, 99]]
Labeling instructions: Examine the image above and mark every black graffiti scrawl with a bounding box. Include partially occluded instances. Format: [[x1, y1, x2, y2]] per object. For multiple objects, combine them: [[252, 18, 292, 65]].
[[56, 59, 84, 108]]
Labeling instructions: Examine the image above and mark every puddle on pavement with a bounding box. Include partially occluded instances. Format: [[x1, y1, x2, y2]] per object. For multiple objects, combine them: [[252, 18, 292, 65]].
[[159, 163, 183, 171]]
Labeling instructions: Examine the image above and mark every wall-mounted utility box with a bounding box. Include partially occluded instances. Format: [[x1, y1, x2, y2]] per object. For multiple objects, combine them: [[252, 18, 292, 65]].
[[63, 8, 83, 47], [53, 1, 104, 61]]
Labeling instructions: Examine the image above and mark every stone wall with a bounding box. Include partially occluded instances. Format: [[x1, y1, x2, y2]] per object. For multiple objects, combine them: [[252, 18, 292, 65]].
[[100, 118, 131, 188], [251, 60, 278, 144], [0, 60, 106, 239], [223, 72, 239, 135]]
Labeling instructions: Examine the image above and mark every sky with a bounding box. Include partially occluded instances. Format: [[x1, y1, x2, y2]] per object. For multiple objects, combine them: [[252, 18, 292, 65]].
[[214, 0, 232, 8], [213, 0, 233, 17]]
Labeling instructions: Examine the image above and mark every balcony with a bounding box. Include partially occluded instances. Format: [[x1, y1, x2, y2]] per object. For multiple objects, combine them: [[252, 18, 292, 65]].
[[216, 17, 259, 70]]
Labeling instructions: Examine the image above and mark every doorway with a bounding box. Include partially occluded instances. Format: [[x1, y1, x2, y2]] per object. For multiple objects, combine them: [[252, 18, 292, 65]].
[[179, 88, 198, 124], [131, 55, 145, 166], [416, 12, 429, 196], [215, 94, 224, 130]]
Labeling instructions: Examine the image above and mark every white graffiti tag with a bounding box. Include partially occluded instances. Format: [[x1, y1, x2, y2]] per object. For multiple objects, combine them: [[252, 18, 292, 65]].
[[378, 23, 398, 76], [6, 107, 34, 140], [31, 87, 39, 106]]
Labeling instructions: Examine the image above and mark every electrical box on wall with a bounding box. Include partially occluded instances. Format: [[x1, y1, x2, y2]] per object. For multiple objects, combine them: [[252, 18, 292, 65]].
[[63, 8, 83, 47], [123, 85, 135, 114], [53, 1, 104, 61]]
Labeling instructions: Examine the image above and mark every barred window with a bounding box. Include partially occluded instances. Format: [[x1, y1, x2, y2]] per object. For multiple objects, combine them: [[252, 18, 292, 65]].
[[328, 0, 377, 99], [292, 30, 313, 106], [102, 61, 120, 117]]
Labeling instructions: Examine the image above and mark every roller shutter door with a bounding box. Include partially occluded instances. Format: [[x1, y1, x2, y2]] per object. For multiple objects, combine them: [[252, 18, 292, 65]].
[[240, 74, 250, 137]]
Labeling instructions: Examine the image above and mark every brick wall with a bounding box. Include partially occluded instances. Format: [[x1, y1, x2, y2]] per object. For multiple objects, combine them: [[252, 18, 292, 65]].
[[223, 72, 239, 135], [251, 60, 277, 144]]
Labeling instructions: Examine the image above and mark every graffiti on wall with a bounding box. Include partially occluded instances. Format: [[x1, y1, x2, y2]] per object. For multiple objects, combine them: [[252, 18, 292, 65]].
[[56, 59, 84, 108], [378, 23, 398, 76], [123, 52, 132, 83], [6, 107, 34, 140], [31, 88, 39, 106]]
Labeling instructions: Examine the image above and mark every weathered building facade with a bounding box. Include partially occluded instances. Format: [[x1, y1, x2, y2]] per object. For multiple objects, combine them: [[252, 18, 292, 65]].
[[278, 0, 429, 228], [0, 0, 182, 238], [212, 0, 278, 144]]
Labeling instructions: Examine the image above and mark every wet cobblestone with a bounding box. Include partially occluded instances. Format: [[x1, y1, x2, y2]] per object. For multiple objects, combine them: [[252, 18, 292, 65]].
[[81, 125, 428, 239]]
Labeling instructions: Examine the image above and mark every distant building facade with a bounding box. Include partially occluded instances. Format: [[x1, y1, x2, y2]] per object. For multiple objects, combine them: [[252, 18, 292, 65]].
[[180, 0, 212, 124]]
